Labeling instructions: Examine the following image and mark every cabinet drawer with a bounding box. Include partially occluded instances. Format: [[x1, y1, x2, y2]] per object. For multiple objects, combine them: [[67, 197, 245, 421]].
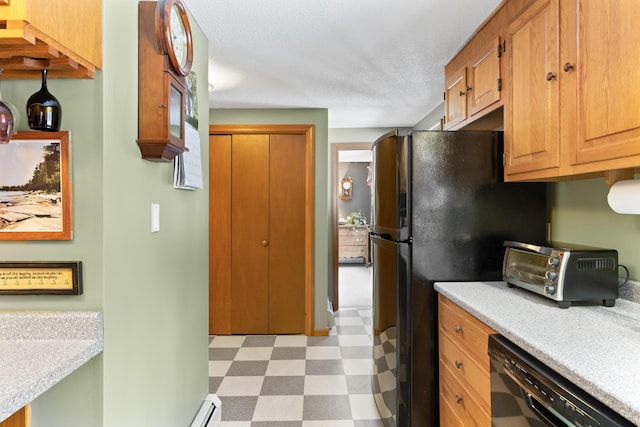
[[439, 360, 490, 427], [439, 330, 490, 409], [339, 245, 367, 258], [340, 234, 368, 246], [338, 226, 368, 236], [439, 392, 465, 427], [438, 295, 494, 370]]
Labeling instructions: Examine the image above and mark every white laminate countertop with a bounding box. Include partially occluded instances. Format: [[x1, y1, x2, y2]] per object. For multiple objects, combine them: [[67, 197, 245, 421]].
[[434, 281, 640, 426], [0, 311, 103, 422]]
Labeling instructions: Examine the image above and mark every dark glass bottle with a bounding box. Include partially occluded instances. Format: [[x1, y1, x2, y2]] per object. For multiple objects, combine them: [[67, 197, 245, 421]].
[[26, 69, 62, 131]]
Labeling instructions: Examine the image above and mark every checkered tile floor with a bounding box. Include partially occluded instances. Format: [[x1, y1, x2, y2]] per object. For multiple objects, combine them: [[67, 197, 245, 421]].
[[209, 307, 384, 426]]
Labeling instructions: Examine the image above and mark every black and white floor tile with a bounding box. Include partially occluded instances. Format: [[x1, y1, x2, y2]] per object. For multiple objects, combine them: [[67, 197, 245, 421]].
[[208, 307, 384, 426]]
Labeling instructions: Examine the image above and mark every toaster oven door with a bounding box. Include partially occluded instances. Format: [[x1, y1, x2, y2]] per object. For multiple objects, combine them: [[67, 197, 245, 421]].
[[503, 248, 549, 289]]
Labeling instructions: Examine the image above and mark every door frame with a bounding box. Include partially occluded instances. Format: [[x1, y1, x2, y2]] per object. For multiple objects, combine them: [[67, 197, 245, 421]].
[[209, 124, 315, 336], [332, 143, 372, 311]]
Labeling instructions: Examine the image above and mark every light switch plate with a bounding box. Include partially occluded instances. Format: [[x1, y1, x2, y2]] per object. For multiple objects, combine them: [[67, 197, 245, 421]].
[[151, 203, 160, 232]]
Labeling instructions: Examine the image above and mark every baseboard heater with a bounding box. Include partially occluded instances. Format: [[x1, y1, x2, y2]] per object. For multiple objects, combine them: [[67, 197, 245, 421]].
[[190, 394, 221, 427]]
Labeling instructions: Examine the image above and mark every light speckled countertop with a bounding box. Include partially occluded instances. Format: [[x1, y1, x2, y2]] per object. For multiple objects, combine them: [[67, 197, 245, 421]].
[[434, 281, 640, 426], [0, 311, 103, 422]]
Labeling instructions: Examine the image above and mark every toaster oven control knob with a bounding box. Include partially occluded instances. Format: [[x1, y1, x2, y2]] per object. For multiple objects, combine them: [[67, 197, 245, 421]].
[[545, 270, 558, 281], [545, 284, 557, 295], [548, 256, 560, 267]]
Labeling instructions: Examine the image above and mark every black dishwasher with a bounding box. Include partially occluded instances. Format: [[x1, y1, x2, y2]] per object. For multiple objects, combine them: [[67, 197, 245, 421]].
[[488, 334, 634, 427]]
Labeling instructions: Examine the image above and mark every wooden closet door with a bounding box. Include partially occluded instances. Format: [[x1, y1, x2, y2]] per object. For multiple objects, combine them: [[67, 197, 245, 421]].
[[209, 134, 232, 334], [231, 134, 270, 334], [268, 134, 306, 334]]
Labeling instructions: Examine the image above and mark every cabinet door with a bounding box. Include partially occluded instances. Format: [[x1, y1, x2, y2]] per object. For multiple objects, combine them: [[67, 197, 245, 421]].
[[231, 134, 270, 334], [445, 66, 468, 129], [570, 0, 640, 166], [505, 0, 560, 176], [469, 37, 501, 117]]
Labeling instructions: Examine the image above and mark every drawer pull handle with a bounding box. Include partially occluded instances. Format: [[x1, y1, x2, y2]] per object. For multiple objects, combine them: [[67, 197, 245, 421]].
[[455, 360, 463, 369], [454, 325, 462, 333], [455, 395, 463, 404]]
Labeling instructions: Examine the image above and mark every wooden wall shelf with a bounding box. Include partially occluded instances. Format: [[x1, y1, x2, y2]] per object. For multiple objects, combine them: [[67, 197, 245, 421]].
[[0, 23, 95, 79], [0, 0, 102, 80]]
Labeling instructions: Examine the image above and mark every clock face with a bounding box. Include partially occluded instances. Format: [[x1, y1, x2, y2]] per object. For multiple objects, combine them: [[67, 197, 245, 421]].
[[170, 4, 188, 69], [156, 0, 193, 76]]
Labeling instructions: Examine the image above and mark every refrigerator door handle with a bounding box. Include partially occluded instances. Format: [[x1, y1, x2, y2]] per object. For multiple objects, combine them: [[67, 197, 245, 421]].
[[370, 234, 405, 251]]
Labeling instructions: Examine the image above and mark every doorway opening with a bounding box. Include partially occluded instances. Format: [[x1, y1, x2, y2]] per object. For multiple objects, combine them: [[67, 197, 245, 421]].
[[332, 143, 373, 312]]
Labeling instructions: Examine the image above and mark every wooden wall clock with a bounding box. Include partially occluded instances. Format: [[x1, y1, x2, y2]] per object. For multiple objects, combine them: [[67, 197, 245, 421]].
[[137, 0, 194, 161]]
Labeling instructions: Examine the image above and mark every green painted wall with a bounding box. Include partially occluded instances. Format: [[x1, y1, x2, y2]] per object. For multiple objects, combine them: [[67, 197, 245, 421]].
[[210, 108, 330, 330], [0, 0, 211, 425], [0, 69, 105, 427], [551, 177, 640, 280]]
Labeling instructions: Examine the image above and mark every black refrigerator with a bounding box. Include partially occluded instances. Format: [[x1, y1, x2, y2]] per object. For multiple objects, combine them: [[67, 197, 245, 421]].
[[369, 130, 548, 427]]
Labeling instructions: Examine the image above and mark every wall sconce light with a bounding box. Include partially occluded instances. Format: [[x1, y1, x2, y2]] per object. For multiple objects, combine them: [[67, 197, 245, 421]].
[[340, 176, 352, 200]]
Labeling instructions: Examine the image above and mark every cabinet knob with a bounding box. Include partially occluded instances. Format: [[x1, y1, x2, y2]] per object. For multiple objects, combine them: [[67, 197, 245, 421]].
[[454, 325, 463, 334], [546, 72, 556, 81], [459, 91, 466, 97], [455, 395, 463, 404], [563, 62, 574, 72], [466, 86, 472, 92], [262, 240, 268, 246], [455, 360, 463, 369]]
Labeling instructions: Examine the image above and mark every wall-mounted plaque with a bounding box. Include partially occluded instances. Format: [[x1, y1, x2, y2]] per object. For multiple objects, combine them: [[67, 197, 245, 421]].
[[0, 261, 82, 295]]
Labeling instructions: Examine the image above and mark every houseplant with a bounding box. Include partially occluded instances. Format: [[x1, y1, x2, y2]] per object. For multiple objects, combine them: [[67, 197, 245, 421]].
[[346, 210, 367, 226]]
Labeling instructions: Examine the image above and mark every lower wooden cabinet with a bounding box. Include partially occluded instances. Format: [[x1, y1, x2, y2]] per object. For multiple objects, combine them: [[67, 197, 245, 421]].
[[438, 295, 495, 427], [338, 224, 369, 265]]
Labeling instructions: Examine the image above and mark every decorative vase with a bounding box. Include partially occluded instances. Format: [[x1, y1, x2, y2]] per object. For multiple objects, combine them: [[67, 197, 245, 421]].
[[26, 69, 62, 131]]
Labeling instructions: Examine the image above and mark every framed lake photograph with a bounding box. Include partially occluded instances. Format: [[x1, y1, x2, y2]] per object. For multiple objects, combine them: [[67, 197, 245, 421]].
[[0, 131, 72, 240]]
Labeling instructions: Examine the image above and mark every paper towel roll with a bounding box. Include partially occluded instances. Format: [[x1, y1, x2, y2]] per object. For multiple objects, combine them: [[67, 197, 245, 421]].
[[608, 179, 640, 214]]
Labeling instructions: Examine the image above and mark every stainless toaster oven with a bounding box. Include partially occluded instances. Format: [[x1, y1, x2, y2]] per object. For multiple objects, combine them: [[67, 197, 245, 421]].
[[502, 241, 619, 308]]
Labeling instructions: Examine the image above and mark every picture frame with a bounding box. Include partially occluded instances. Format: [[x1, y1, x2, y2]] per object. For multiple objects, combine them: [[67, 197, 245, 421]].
[[0, 261, 82, 295], [0, 131, 72, 240]]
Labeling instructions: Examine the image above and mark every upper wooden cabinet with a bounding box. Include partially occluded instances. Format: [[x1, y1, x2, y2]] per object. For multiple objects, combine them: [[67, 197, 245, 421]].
[[468, 37, 502, 117], [444, 65, 468, 129], [568, 0, 640, 172], [504, 0, 640, 181], [447, 0, 640, 182], [504, 0, 560, 176], [444, 38, 502, 130], [444, 0, 531, 130], [445, 37, 503, 130], [0, 0, 101, 79]]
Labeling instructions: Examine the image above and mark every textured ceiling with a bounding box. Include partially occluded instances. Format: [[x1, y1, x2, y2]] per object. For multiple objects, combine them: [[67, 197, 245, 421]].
[[183, 0, 502, 128]]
